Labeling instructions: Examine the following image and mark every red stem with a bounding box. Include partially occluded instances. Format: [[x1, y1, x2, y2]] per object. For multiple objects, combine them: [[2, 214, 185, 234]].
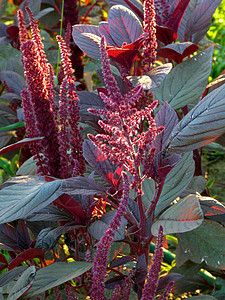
[[81, 1, 99, 24]]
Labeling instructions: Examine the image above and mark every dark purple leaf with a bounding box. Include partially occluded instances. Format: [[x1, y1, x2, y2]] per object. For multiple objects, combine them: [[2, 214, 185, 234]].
[[184, 0, 222, 44], [156, 273, 183, 293], [16, 220, 31, 251], [8, 248, 46, 270], [156, 25, 178, 45], [199, 196, 225, 218], [0, 71, 25, 95], [110, 255, 135, 268], [83, 140, 115, 186], [25, 205, 73, 222], [153, 102, 179, 151], [0, 178, 63, 224], [166, 0, 191, 32], [158, 42, 198, 63], [76, 91, 104, 116], [6, 26, 19, 41], [106, 0, 144, 21], [172, 274, 211, 294], [72, 25, 101, 60], [135, 253, 147, 284], [166, 83, 225, 153], [0, 266, 28, 287], [128, 63, 172, 90], [61, 176, 107, 196], [105, 275, 125, 289], [0, 137, 44, 156], [108, 5, 143, 47], [36, 224, 84, 250], [0, 223, 21, 252], [98, 22, 118, 47]]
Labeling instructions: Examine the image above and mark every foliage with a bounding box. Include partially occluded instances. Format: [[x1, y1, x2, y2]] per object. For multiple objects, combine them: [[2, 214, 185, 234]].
[[0, 0, 224, 299]]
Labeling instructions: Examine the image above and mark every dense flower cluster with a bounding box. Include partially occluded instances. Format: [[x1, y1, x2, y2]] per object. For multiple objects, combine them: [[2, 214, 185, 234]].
[[143, 0, 157, 71]]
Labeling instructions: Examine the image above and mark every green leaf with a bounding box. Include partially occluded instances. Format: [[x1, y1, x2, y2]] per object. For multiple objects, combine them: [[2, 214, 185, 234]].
[[0, 157, 14, 176], [142, 152, 195, 216], [153, 47, 213, 109], [177, 220, 225, 269], [0, 178, 63, 224], [151, 194, 204, 236], [24, 262, 92, 298], [8, 266, 35, 300], [166, 83, 225, 153], [0, 121, 25, 132]]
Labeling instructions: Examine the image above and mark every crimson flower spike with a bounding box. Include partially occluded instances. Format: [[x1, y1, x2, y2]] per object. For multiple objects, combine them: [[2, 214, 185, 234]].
[[90, 172, 130, 300], [143, 0, 157, 71], [17, 10, 28, 46], [141, 225, 164, 300]]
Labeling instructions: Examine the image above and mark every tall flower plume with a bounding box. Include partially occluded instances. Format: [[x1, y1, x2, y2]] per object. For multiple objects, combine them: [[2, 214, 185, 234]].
[[143, 0, 157, 71], [90, 172, 130, 300]]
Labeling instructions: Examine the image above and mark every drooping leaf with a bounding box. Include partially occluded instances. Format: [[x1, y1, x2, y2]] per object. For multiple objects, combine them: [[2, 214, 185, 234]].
[[153, 101, 179, 151], [184, 0, 222, 43], [83, 140, 115, 186], [25, 205, 73, 222], [153, 47, 213, 109], [24, 261, 92, 298], [0, 223, 21, 252], [16, 220, 31, 251], [156, 25, 178, 45], [61, 176, 107, 196], [72, 25, 101, 60], [142, 151, 195, 216], [7, 266, 36, 300], [108, 5, 143, 47], [151, 194, 204, 236], [177, 220, 225, 269], [8, 248, 46, 270], [35, 225, 83, 250], [166, 0, 191, 32], [0, 71, 25, 95], [166, 83, 225, 153], [0, 178, 62, 224], [127, 63, 172, 90], [88, 210, 127, 241], [0, 266, 28, 287], [199, 196, 225, 222], [0, 137, 43, 156], [158, 42, 198, 63]]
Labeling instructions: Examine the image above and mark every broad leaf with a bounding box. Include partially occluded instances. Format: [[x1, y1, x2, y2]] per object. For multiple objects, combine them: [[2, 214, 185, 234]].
[[61, 176, 107, 196], [0, 71, 25, 95], [25, 205, 73, 222], [199, 196, 225, 222], [77, 91, 104, 116], [142, 151, 195, 216], [83, 140, 114, 186], [151, 194, 204, 236], [72, 25, 101, 60], [16, 156, 38, 176], [108, 5, 143, 47], [153, 101, 179, 151], [99, 22, 118, 47], [180, 0, 222, 43], [8, 266, 35, 300], [127, 63, 172, 90], [177, 220, 225, 269], [88, 210, 127, 241], [153, 47, 213, 109], [166, 83, 225, 153], [0, 266, 28, 287], [8, 248, 46, 270], [24, 261, 92, 298], [157, 42, 198, 63], [0, 178, 62, 224], [105, 0, 144, 20], [0, 137, 43, 156], [0, 223, 21, 252], [36, 225, 83, 250]]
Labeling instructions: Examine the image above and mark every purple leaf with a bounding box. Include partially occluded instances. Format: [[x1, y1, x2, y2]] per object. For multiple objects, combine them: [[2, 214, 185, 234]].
[[0, 179, 63, 224], [184, 0, 222, 44], [108, 5, 143, 47], [99, 22, 118, 47], [25, 205, 73, 222], [72, 25, 101, 60], [0, 223, 21, 252], [153, 102, 179, 151], [0, 71, 25, 95], [199, 196, 225, 218], [151, 194, 204, 236], [76, 91, 104, 116], [16, 220, 31, 251], [83, 140, 115, 186], [156, 273, 183, 293], [158, 42, 198, 63], [128, 63, 172, 90], [156, 25, 178, 45], [166, 0, 191, 32], [106, 0, 144, 21], [110, 255, 135, 268], [61, 177, 107, 196], [166, 83, 225, 153]]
